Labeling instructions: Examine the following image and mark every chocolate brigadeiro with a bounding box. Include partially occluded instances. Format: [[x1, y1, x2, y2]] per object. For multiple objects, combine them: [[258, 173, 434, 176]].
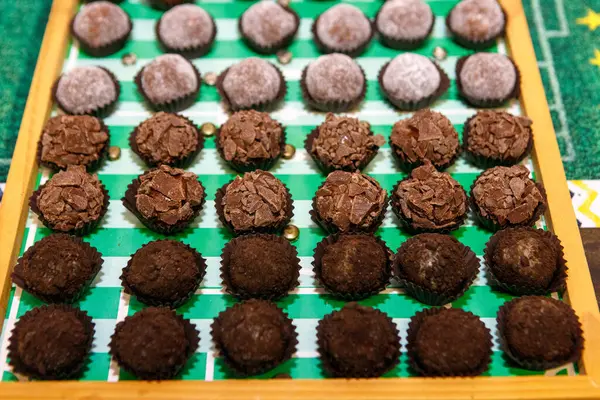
[[391, 161, 468, 234], [394, 233, 479, 305], [311, 170, 387, 233], [217, 58, 286, 112], [71, 1, 132, 57], [301, 53, 366, 112], [8, 305, 94, 380], [30, 165, 109, 236], [447, 0, 506, 50], [156, 4, 217, 58], [239, 1, 300, 54], [216, 110, 285, 172], [378, 53, 449, 111], [317, 303, 400, 378], [313, 233, 392, 300], [109, 307, 199, 380], [484, 227, 567, 295], [53, 66, 120, 117], [215, 170, 293, 235], [457, 53, 520, 108], [12, 234, 103, 303], [470, 165, 547, 231], [212, 300, 297, 376], [136, 54, 201, 112], [130, 112, 202, 168], [375, 0, 434, 50], [305, 113, 385, 173], [147, 0, 194, 10], [389, 109, 460, 171], [407, 308, 492, 376], [37, 115, 109, 172], [312, 4, 373, 57], [497, 296, 583, 370], [121, 240, 206, 308], [123, 165, 206, 235]]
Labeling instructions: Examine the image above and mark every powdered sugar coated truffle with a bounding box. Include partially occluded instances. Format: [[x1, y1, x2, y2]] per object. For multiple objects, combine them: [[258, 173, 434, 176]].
[[315, 4, 372, 51], [459, 53, 516, 101], [376, 0, 433, 40], [382, 53, 440, 102], [140, 54, 199, 104], [73, 1, 130, 47], [305, 54, 364, 103], [56, 66, 117, 114], [158, 5, 215, 50], [449, 0, 505, 41], [241, 1, 297, 48], [222, 58, 282, 109]]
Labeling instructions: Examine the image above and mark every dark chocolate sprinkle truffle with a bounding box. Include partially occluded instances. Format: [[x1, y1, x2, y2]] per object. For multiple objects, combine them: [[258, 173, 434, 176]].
[[375, 0, 434, 49], [54, 66, 119, 116], [448, 0, 505, 49], [212, 300, 297, 376], [317, 303, 400, 377], [313, 4, 373, 56], [157, 4, 216, 57], [109, 307, 199, 380], [240, 1, 299, 54]]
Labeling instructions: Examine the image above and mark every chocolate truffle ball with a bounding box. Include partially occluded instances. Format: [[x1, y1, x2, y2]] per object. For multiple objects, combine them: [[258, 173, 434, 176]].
[[212, 300, 297, 376], [313, 4, 373, 55], [240, 1, 299, 53], [54, 66, 119, 116], [157, 4, 216, 57], [408, 308, 492, 376], [448, 0, 505, 48], [392, 161, 468, 233], [375, 0, 434, 48], [389, 109, 460, 171], [317, 303, 400, 377], [8, 305, 94, 380], [38, 115, 109, 171], [71, 1, 131, 56]]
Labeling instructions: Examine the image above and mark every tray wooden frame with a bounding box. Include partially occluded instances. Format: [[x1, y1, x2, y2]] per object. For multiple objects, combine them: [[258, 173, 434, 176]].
[[0, 0, 599, 398]]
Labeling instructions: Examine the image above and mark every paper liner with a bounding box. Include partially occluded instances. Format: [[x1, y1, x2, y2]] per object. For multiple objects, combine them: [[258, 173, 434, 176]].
[[312, 233, 392, 300], [220, 233, 301, 300], [121, 171, 207, 235], [483, 228, 568, 295], [135, 60, 201, 113], [374, 7, 434, 50], [456, 54, 521, 108], [109, 307, 200, 380], [8, 305, 95, 380], [12, 234, 104, 304], [52, 67, 121, 118], [29, 179, 109, 237], [316, 303, 401, 378], [129, 114, 204, 169], [147, 0, 195, 10], [300, 64, 367, 113], [496, 296, 584, 371], [239, 6, 300, 54], [216, 63, 287, 112], [406, 307, 493, 377], [70, 12, 132, 57], [311, 14, 374, 57], [211, 300, 298, 376], [120, 240, 207, 308], [156, 14, 217, 59], [392, 236, 480, 306], [446, 7, 507, 50]]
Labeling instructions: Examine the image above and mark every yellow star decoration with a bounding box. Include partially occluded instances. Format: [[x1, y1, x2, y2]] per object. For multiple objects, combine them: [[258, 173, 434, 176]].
[[590, 49, 600, 68], [577, 9, 600, 31]]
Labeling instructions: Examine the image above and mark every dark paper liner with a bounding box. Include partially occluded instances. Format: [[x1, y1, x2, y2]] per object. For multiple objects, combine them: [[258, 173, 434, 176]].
[[311, 14, 374, 57], [239, 6, 300, 54], [129, 114, 204, 169], [462, 114, 534, 168], [456, 54, 521, 108], [374, 6, 434, 50], [220, 233, 301, 300], [316, 303, 401, 378], [52, 67, 121, 118], [70, 11, 132, 57], [156, 14, 217, 59], [390, 177, 468, 234], [378, 60, 450, 111], [406, 307, 493, 376], [446, 6, 507, 50], [121, 172, 207, 235], [214, 179, 294, 236], [8, 305, 95, 380], [135, 60, 201, 113], [109, 307, 200, 380], [312, 233, 392, 300], [300, 64, 367, 113], [29, 179, 110, 237], [497, 297, 584, 371], [393, 237, 480, 306], [147, 0, 195, 10], [120, 240, 207, 308], [216, 63, 287, 112], [12, 234, 104, 304], [483, 227, 568, 295], [211, 300, 298, 376]]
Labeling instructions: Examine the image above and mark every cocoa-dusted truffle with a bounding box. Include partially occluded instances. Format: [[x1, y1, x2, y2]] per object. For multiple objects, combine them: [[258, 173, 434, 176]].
[[392, 161, 467, 233], [156, 4, 216, 57], [312, 170, 387, 233], [313, 4, 373, 56], [212, 300, 297, 376], [317, 303, 400, 377], [447, 0, 505, 49], [375, 0, 434, 49], [389, 109, 460, 171], [240, 1, 299, 54]]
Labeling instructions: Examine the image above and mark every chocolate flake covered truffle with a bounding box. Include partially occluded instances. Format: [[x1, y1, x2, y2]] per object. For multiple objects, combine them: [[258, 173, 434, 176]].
[[317, 303, 400, 377], [212, 300, 297, 376], [240, 1, 300, 54], [157, 4, 216, 58], [375, 0, 434, 49], [447, 0, 505, 49], [313, 4, 373, 56]]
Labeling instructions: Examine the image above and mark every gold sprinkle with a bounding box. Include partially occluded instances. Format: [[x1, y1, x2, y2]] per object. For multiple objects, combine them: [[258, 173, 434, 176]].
[[433, 46, 447, 61], [108, 146, 121, 161], [201, 122, 217, 137], [121, 52, 137, 66], [278, 0, 290, 7], [276, 50, 292, 65], [283, 224, 299, 241], [282, 144, 296, 159], [203, 72, 217, 86]]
